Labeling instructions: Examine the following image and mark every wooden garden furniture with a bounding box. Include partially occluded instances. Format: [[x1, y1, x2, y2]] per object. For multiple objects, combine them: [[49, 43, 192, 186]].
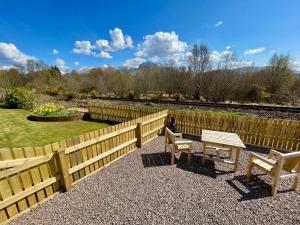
[[247, 149, 300, 196], [165, 127, 192, 165], [201, 129, 246, 172]]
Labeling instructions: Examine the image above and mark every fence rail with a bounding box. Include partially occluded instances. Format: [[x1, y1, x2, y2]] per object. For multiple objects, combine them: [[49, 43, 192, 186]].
[[0, 108, 168, 224], [169, 110, 300, 151]]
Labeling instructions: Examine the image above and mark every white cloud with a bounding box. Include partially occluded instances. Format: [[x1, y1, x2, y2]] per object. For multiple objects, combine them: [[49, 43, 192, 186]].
[[73, 61, 79, 66], [95, 28, 133, 56], [210, 49, 253, 69], [291, 61, 300, 71], [231, 60, 254, 68], [76, 66, 94, 74], [0, 42, 34, 66], [122, 57, 146, 68], [226, 46, 231, 50], [73, 28, 132, 59], [244, 47, 266, 55], [52, 49, 59, 55], [96, 51, 112, 59], [55, 58, 68, 73], [215, 21, 223, 27], [0, 65, 13, 70], [135, 31, 188, 64], [72, 41, 95, 56], [210, 50, 234, 62]]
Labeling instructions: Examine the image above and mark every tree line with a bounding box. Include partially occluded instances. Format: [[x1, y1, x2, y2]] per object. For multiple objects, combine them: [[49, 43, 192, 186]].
[[0, 44, 300, 105]]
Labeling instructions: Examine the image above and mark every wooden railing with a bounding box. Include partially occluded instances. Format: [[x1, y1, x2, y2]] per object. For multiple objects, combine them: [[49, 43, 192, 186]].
[[0, 109, 168, 224], [88, 101, 162, 122], [169, 110, 300, 151]]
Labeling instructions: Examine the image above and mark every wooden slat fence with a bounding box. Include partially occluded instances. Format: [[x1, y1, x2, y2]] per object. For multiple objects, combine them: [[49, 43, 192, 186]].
[[169, 110, 300, 151], [0, 154, 62, 224], [0, 109, 168, 224], [88, 101, 162, 122]]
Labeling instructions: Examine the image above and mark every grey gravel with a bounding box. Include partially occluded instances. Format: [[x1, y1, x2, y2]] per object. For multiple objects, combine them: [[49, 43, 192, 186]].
[[11, 135, 300, 225]]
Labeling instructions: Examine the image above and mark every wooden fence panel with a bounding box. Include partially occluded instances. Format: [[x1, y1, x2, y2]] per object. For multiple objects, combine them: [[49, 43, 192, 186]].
[[169, 110, 300, 151], [0, 154, 62, 224]]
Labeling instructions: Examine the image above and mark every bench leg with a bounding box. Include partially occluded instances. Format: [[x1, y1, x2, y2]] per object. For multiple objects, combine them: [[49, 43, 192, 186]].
[[293, 164, 300, 190], [187, 149, 191, 164], [171, 148, 175, 165], [272, 176, 280, 196], [202, 142, 207, 164]]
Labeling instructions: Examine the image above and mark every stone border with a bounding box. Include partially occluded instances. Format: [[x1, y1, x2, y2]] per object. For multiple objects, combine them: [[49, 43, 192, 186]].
[[27, 113, 84, 122]]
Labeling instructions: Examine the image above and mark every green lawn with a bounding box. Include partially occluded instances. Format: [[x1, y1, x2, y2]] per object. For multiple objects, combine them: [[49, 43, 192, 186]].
[[0, 108, 110, 148]]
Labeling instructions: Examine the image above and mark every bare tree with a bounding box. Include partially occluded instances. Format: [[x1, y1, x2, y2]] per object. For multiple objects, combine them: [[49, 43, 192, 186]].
[[189, 44, 210, 98]]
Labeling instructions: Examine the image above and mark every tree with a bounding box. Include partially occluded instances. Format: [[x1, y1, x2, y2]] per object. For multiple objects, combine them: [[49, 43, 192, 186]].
[[188, 44, 210, 98], [263, 54, 295, 103]]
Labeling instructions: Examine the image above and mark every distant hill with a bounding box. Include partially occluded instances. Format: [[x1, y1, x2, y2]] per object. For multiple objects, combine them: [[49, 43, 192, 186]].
[[138, 62, 160, 69]]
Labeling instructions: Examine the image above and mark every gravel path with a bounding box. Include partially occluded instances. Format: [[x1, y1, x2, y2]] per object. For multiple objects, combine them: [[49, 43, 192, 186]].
[[11, 136, 300, 225]]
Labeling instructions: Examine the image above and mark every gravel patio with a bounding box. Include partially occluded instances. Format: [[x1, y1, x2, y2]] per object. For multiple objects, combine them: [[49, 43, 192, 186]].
[[11, 135, 300, 225]]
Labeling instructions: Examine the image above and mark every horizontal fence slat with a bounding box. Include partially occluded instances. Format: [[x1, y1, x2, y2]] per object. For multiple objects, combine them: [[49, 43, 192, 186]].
[[0, 175, 61, 211], [65, 125, 137, 154], [142, 124, 165, 138], [68, 138, 137, 175], [0, 154, 54, 180], [0, 156, 48, 169]]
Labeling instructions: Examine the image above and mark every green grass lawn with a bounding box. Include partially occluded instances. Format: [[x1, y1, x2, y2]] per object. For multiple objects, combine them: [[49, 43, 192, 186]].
[[0, 108, 110, 148]]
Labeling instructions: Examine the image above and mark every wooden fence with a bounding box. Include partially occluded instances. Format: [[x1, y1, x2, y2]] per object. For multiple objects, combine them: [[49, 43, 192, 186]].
[[169, 110, 300, 151], [0, 109, 168, 224], [88, 101, 162, 122]]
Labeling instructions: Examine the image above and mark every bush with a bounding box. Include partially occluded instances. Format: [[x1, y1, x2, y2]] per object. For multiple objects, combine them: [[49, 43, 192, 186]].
[[44, 87, 65, 96], [174, 93, 183, 102], [5, 88, 36, 109], [32, 103, 79, 117], [199, 96, 206, 103]]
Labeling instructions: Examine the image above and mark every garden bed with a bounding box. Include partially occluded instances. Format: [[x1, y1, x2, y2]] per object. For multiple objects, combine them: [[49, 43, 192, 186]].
[[27, 113, 83, 122]]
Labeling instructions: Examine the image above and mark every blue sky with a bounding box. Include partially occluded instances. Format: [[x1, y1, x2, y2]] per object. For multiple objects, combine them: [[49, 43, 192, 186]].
[[0, 0, 300, 72]]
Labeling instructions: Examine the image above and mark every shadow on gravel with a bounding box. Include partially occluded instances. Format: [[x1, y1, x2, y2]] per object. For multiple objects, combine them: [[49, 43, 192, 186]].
[[141, 152, 233, 179], [177, 154, 234, 179], [226, 175, 272, 201], [141, 152, 171, 167]]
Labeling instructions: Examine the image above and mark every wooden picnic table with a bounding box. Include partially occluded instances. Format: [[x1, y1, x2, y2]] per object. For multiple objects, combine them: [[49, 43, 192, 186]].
[[201, 129, 246, 172]]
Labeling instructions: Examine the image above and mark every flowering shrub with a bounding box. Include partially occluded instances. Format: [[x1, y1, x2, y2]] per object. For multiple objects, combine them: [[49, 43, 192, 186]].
[[5, 88, 36, 109], [33, 103, 79, 117]]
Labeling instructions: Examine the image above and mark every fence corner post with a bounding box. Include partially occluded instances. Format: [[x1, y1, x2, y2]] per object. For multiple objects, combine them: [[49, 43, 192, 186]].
[[136, 122, 143, 148], [56, 148, 72, 192]]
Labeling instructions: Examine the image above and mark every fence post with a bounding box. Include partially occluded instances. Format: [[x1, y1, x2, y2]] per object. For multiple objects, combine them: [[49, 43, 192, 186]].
[[136, 122, 143, 148], [56, 148, 72, 192]]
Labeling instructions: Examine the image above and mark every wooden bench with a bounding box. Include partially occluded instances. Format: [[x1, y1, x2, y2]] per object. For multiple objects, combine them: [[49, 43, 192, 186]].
[[247, 149, 300, 196], [165, 127, 192, 165]]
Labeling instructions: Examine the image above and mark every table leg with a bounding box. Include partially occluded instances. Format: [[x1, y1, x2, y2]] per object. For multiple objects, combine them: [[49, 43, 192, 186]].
[[233, 148, 241, 172], [202, 142, 206, 164], [229, 146, 232, 159]]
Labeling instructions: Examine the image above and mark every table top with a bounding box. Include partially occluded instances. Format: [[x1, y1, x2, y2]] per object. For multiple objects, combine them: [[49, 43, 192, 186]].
[[202, 129, 246, 148]]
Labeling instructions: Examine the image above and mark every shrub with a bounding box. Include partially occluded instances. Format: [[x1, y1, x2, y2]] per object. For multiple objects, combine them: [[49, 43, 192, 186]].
[[44, 87, 65, 96], [33, 103, 79, 117], [128, 91, 134, 100], [199, 96, 206, 103], [174, 93, 183, 102], [5, 88, 36, 109]]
